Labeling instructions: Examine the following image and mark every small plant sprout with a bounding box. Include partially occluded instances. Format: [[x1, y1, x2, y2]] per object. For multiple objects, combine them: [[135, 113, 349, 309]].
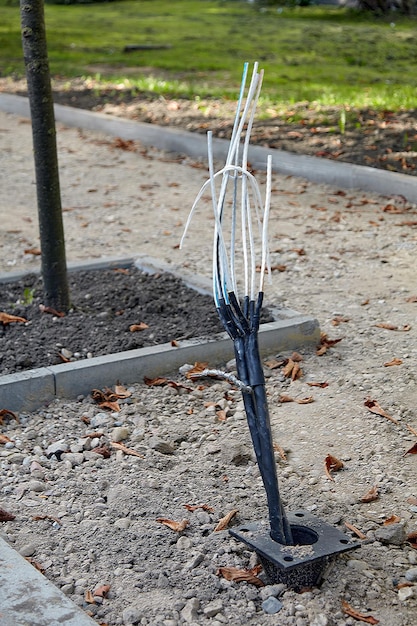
[[182, 63, 360, 589]]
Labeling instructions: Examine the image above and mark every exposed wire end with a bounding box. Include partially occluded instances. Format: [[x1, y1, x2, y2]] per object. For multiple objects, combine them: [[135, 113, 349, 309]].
[[189, 368, 253, 394]]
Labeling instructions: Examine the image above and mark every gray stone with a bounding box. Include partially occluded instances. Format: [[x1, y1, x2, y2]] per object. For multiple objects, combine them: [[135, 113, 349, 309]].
[[203, 598, 223, 617], [27, 479, 45, 492], [45, 440, 69, 459], [19, 543, 38, 557], [181, 597, 200, 623], [111, 426, 130, 442], [114, 517, 131, 530], [405, 567, 417, 582], [61, 452, 85, 467], [122, 605, 143, 624], [374, 523, 407, 545], [259, 583, 286, 600], [262, 596, 283, 614], [398, 586, 414, 602], [148, 437, 175, 455]]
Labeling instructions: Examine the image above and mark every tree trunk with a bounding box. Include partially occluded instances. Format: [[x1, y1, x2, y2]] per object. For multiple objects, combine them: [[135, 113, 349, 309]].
[[20, 0, 70, 312]]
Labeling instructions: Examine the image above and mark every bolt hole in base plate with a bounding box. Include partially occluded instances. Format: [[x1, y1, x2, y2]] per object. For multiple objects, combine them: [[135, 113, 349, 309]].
[[229, 510, 360, 590]]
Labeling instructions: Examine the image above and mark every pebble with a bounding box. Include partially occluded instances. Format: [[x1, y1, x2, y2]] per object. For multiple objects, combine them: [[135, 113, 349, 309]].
[[398, 587, 414, 601], [374, 523, 407, 545], [181, 597, 200, 623], [19, 543, 38, 557], [203, 598, 223, 617], [405, 567, 417, 582], [122, 605, 143, 624], [111, 426, 130, 442], [261, 596, 283, 614], [259, 584, 286, 600], [148, 437, 175, 455]]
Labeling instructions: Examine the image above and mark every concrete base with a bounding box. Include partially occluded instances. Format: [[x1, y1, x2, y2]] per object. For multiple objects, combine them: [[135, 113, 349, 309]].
[[0, 537, 96, 626]]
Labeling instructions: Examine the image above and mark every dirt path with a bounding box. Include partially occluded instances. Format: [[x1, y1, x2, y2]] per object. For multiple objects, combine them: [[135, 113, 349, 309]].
[[1, 109, 417, 625]]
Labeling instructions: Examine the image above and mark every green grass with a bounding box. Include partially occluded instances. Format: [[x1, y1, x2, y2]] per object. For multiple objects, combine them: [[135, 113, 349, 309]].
[[1, 0, 417, 110]]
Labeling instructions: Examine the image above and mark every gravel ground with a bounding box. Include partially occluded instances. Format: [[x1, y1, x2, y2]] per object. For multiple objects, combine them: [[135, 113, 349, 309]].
[[1, 108, 417, 626]]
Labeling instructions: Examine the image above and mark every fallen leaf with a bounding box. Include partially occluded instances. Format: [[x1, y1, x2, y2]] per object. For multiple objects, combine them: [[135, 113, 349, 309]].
[[216, 565, 265, 587], [279, 393, 294, 403], [216, 409, 227, 422], [383, 515, 401, 525], [374, 322, 411, 332], [114, 385, 131, 399], [364, 398, 398, 425], [291, 351, 304, 362], [295, 396, 314, 404], [407, 531, 417, 548], [93, 584, 111, 598], [110, 441, 144, 458], [214, 509, 238, 531], [264, 357, 286, 370], [39, 304, 65, 317], [0, 507, 15, 521], [324, 454, 344, 481], [24, 247, 41, 255], [407, 497, 417, 506], [383, 357, 403, 367], [85, 589, 96, 604], [0, 409, 19, 425], [185, 362, 210, 379], [382, 203, 404, 214], [273, 442, 287, 461], [406, 424, 417, 437], [183, 504, 214, 513], [360, 485, 379, 503], [306, 381, 329, 388], [143, 376, 193, 392], [405, 295, 417, 303], [342, 600, 379, 624], [332, 316, 350, 326], [25, 557, 45, 574], [129, 322, 149, 332], [317, 332, 343, 356], [156, 518, 189, 532], [171, 339, 179, 347], [0, 312, 27, 325], [33, 514, 62, 525], [91, 389, 121, 412], [91, 445, 111, 459], [282, 358, 302, 380], [403, 442, 417, 456], [0, 434, 13, 444], [344, 521, 366, 540]]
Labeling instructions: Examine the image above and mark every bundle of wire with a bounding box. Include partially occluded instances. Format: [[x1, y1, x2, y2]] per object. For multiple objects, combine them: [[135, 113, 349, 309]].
[[182, 63, 293, 545]]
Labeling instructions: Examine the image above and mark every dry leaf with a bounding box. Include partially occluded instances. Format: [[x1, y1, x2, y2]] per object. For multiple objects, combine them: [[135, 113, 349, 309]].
[[360, 485, 379, 503], [324, 454, 344, 481], [407, 497, 417, 506], [364, 398, 398, 425], [344, 521, 366, 540], [91, 445, 111, 458], [39, 304, 65, 317], [85, 589, 96, 604], [317, 332, 343, 356], [143, 376, 193, 392], [217, 565, 265, 587], [0, 507, 15, 521], [0, 409, 19, 425], [183, 504, 214, 513], [383, 515, 401, 525], [407, 531, 417, 548], [0, 312, 27, 325], [216, 409, 227, 422], [383, 358, 403, 367], [341, 600, 379, 624], [264, 358, 286, 370], [24, 247, 41, 255], [291, 351, 304, 362], [295, 396, 314, 404], [214, 509, 238, 531], [25, 557, 45, 574], [114, 385, 131, 398], [110, 441, 144, 458], [93, 584, 111, 598], [306, 381, 329, 388], [403, 442, 417, 456], [33, 514, 62, 525], [282, 358, 302, 380], [375, 322, 411, 332], [156, 518, 189, 532], [405, 295, 417, 302], [185, 362, 210, 379], [406, 424, 417, 437], [171, 339, 179, 347], [0, 434, 13, 444], [332, 316, 350, 326], [273, 442, 287, 461], [129, 322, 149, 332], [279, 394, 294, 403], [91, 389, 121, 412]]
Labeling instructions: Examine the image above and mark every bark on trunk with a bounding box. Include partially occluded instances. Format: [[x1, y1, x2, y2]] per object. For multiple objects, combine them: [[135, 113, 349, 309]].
[[20, 0, 70, 311]]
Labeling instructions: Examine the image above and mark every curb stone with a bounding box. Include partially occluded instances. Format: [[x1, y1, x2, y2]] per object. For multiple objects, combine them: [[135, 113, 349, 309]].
[[0, 93, 417, 203], [0, 536, 97, 626], [0, 256, 320, 413]]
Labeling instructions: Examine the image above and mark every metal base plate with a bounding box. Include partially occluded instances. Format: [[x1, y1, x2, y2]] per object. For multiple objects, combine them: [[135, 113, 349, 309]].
[[229, 510, 360, 589]]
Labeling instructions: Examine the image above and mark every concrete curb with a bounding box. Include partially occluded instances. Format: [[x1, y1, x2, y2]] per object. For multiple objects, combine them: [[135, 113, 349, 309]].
[[0, 536, 97, 626], [0, 256, 320, 413], [1, 93, 416, 203]]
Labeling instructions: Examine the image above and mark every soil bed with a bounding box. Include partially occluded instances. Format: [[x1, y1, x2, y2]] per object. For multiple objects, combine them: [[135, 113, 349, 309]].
[[0, 267, 227, 376]]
